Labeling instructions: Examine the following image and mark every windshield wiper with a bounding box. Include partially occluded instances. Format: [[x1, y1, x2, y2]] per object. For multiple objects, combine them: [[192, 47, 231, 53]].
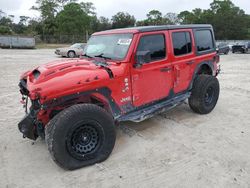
[[93, 60, 108, 67], [82, 53, 93, 58], [94, 53, 112, 60]]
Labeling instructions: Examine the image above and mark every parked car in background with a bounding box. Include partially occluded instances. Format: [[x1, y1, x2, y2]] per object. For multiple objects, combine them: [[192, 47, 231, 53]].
[[247, 42, 250, 49], [232, 42, 248, 53], [228, 44, 233, 51], [55, 43, 86, 58], [216, 42, 230, 54]]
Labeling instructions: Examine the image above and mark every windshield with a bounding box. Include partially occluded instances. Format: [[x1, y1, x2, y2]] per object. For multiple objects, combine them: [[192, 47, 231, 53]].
[[83, 34, 133, 60]]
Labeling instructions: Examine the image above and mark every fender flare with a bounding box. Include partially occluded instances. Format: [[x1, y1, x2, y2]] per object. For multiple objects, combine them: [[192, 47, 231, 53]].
[[188, 61, 214, 90], [42, 87, 121, 118]]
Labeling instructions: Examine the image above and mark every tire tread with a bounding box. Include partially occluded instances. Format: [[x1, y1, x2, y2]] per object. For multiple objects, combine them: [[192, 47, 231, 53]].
[[45, 104, 116, 170]]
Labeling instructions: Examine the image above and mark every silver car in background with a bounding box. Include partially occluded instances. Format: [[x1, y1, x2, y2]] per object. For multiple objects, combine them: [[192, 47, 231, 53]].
[[55, 43, 86, 58]]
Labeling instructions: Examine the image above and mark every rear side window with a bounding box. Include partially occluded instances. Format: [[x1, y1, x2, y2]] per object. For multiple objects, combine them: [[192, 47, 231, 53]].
[[195, 30, 214, 52], [172, 32, 192, 56], [137, 34, 166, 62]]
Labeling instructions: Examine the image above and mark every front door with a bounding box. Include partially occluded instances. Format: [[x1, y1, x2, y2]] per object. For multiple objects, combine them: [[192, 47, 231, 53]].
[[131, 32, 173, 107]]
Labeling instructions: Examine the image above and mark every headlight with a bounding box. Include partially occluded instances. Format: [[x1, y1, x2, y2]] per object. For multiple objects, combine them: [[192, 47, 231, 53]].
[[19, 79, 29, 95]]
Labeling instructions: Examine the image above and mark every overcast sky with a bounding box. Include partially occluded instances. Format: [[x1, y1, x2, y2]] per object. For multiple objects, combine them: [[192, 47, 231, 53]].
[[0, 0, 250, 23]]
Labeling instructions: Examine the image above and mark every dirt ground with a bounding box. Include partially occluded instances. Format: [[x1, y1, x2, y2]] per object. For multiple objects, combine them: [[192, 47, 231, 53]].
[[0, 49, 250, 188]]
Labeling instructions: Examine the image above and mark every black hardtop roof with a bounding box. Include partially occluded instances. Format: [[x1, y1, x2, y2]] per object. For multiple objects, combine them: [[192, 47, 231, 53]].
[[132, 24, 212, 32], [95, 24, 213, 34]]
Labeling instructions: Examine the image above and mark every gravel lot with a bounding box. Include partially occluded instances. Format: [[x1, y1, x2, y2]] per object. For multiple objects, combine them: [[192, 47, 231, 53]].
[[0, 49, 250, 188]]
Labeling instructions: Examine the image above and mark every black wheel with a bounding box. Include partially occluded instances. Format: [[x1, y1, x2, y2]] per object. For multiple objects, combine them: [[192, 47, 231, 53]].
[[188, 75, 220, 114], [67, 51, 76, 58], [45, 104, 116, 170], [224, 50, 229, 55]]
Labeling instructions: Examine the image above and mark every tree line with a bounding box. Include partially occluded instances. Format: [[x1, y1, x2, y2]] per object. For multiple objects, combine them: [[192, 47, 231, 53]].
[[0, 0, 249, 41]]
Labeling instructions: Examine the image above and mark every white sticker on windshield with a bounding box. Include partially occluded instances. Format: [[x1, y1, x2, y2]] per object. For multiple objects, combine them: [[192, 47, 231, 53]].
[[117, 39, 132, 45]]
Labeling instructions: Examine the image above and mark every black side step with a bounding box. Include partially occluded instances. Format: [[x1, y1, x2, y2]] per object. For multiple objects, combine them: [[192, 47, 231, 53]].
[[117, 92, 191, 122]]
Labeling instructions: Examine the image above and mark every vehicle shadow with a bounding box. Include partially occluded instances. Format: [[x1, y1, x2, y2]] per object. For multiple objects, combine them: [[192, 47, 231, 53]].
[[116, 103, 199, 138]]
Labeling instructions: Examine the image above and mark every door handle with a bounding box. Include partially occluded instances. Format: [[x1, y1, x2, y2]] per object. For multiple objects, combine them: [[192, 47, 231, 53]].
[[160, 67, 172, 72], [186, 61, 195, 65]]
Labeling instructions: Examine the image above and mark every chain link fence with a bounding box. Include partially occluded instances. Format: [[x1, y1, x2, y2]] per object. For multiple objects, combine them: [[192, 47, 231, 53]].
[[34, 34, 90, 44], [216, 40, 250, 45]]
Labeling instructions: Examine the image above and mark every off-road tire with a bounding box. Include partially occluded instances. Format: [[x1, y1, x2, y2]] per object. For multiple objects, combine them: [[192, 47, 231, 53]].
[[67, 51, 76, 58], [188, 75, 220, 114], [45, 104, 116, 170]]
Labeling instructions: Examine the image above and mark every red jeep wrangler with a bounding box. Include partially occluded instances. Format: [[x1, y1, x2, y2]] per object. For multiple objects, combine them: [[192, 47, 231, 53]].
[[18, 24, 220, 170]]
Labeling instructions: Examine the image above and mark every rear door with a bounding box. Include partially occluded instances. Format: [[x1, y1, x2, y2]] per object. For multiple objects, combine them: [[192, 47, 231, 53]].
[[169, 29, 196, 93], [131, 31, 173, 107]]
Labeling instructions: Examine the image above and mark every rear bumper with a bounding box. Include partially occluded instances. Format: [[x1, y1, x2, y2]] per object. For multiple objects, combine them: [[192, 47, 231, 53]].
[[18, 113, 37, 140]]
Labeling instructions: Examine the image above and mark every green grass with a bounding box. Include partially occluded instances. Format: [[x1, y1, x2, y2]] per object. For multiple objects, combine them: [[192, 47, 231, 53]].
[[36, 43, 71, 49]]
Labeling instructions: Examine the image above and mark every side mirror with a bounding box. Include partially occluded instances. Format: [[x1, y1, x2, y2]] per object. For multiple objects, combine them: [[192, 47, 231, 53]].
[[134, 50, 151, 68]]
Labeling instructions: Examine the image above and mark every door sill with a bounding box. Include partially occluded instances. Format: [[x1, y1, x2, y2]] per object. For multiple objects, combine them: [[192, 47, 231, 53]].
[[117, 92, 190, 122]]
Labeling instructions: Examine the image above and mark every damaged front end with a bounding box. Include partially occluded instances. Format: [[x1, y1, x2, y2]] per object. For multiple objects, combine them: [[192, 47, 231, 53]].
[[18, 79, 44, 140]]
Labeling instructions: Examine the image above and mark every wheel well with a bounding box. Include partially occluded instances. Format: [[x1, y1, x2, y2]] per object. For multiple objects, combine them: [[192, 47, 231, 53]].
[[67, 50, 75, 55], [89, 95, 113, 114], [49, 94, 111, 120], [197, 64, 213, 75], [90, 96, 105, 108]]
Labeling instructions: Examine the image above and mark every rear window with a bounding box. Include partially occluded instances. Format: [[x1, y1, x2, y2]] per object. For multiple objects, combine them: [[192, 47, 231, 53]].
[[172, 32, 192, 56], [195, 30, 214, 52]]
